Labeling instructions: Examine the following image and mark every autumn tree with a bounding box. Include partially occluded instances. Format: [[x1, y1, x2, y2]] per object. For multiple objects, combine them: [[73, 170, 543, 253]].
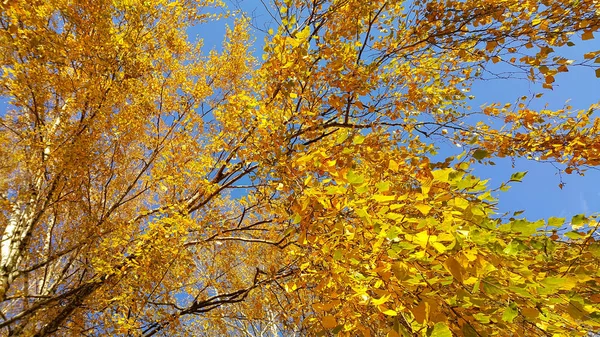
[[1, 0, 599, 336]]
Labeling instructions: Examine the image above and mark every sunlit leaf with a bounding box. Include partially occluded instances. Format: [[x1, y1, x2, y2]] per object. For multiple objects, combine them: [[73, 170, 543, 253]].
[[429, 322, 452, 337]]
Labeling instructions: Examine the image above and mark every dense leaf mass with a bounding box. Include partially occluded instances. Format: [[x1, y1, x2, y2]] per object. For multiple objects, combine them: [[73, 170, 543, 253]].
[[0, 0, 599, 336]]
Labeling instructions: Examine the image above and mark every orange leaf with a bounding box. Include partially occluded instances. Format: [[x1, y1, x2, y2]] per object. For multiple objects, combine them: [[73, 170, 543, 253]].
[[444, 257, 464, 283], [411, 301, 429, 324], [486, 41, 497, 51], [582, 31, 594, 40], [322, 315, 337, 329]]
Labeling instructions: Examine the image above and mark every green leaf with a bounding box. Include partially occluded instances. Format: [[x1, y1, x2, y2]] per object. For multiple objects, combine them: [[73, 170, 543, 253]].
[[510, 171, 528, 182], [571, 214, 587, 227], [472, 149, 489, 160], [544, 276, 576, 291], [482, 279, 505, 295], [355, 208, 372, 225], [503, 240, 525, 255], [429, 322, 452, 337], [565, 231, 583, 239], [432, 168, 453, 182], [376, 181, 390, 192], [547, 217, 565, 227], [331, 325, 343, 334], [509, 285, 533, 298], [347, 170, 364, 185], [352, 134, 365, 145], [386, 226, 400, 240], [473, 313, 491, 323], [502, 303, 518, 323], [333, 249, 343, 261], [336, 130, 349, 144], [541, 276, 565, 288], [589, 243, 600, 257], [510, 219, 539, 236]]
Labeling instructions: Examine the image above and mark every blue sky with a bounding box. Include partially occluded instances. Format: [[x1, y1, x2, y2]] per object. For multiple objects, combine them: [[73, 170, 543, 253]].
[[190, 2, 600, 222], [466, 37, 600, 221]]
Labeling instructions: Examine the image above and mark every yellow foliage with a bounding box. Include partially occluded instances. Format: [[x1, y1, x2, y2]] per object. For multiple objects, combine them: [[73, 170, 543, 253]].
[[0, 0, 599, 336]]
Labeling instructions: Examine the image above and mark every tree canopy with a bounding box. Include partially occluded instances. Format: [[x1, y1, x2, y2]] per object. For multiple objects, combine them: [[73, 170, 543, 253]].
[[1, 0, 599, 336]]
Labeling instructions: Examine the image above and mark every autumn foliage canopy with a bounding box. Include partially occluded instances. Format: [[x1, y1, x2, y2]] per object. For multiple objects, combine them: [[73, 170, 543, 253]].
[[1, 0, 600, 336]]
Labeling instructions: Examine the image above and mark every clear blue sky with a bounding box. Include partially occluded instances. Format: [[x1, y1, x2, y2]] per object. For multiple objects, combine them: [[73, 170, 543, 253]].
[[465, 38, 600, 221]]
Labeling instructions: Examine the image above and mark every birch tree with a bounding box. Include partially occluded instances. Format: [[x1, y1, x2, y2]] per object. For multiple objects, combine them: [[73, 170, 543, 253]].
[[1, 0, 599, 336]]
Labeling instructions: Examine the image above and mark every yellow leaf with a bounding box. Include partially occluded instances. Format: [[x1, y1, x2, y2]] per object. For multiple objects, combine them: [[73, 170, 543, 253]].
[[414, 230, 432, 248], [432, 168, 452, 181], [414, 203, 431, 215], [432, 242, 447, 253], [353, 134, 365, 144], [421, 181, 431, 195], [382, 309, 398, 316], [296, 25, 310, 41], [373, 194, 395, 203], [313, 300, 339, 312], [389, 159, 399, 172], [471, 206, 485, 216], [372, 294, 391, 305], [452, 197, 469, 209]]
